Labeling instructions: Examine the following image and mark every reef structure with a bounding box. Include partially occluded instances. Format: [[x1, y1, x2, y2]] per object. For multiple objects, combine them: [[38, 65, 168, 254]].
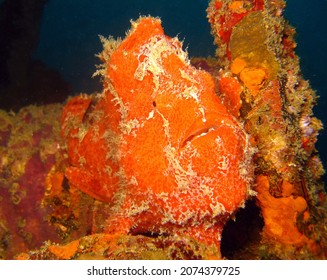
[[0, 105, 64, 259], [207, 0, 326, 258]]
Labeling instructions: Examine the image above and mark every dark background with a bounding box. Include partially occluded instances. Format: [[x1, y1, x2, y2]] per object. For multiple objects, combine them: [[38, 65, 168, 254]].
[[34, 0, 215, 94], [1, 0, 326, 181]]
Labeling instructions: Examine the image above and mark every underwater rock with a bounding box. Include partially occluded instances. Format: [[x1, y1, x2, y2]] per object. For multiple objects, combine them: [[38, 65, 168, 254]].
[[15, 233, 219, 260], [0, 105, 63, 259], [208, 0, 326, 258], [61, 17, 254, 258]]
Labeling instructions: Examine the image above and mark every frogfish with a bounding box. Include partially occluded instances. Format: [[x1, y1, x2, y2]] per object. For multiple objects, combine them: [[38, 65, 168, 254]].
[[61, 17, 254, 255]]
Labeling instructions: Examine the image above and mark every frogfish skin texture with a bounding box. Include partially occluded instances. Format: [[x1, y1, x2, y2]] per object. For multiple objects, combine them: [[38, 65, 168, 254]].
[[61, 17, 253, 248]]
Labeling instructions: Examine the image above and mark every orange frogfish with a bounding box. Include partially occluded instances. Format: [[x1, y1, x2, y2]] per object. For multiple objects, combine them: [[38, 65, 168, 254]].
[[61, 17, 254, 255]]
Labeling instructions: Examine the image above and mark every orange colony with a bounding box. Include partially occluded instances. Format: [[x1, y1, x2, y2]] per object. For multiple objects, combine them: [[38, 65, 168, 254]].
[[61, 17, 254, 255]]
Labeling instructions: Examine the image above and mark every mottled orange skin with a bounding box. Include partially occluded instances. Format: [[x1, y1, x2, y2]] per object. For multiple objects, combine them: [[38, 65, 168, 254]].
[[62, 17, 252, 250]]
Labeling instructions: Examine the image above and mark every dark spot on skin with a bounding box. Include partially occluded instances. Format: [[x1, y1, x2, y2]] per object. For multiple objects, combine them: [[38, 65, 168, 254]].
[[152, 101, 156, 107], [62, 176, 70, 191]]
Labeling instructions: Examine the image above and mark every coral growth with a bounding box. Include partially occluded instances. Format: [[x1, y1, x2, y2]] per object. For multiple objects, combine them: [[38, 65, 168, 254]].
[[0, 105, 63, 259], [208, 0, 326, 258]]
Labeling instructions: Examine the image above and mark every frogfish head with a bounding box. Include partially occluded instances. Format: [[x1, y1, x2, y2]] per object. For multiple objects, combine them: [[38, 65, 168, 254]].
[[62, 17, 253, 246]]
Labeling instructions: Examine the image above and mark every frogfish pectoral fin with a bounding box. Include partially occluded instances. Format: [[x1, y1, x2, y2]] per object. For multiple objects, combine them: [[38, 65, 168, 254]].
[[65, 167, 116, 203]]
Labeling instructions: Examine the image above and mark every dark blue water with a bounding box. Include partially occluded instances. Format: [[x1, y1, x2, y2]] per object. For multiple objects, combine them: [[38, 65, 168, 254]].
[[284, 0, 327, 183], [34, 0, 327, 181], [34, 0, 214, 93]]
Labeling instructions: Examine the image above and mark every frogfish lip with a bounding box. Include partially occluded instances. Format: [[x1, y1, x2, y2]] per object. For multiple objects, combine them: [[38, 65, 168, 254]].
[[181, 124, 219, 148], [180, 113, 224, 148]]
